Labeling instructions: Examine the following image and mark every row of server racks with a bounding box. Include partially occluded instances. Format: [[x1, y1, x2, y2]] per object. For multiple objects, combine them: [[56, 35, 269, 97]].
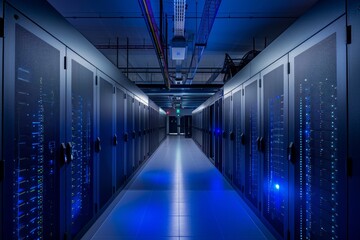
[[0, 2, 166, 239], [193, 14, 352, 240]]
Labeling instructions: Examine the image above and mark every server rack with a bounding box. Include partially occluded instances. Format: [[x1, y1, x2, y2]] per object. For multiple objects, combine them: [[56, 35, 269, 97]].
[[223, 93, 233, 180], [289, 17, 346, 239], [0, 0, 3, 235], [215, 99, 222, 172], [203, 108, 207, 154], [115, 87, 125, 190], [243, 75, 261, 210], [134, 98, 140, 167], [233, 86, 244, 193], [125, 95, 134, 176], [1, 2, 167, 239], [180, 116, 185, 135], [184, 115, 192, 138], [3, 11, 66, 238], [169, 116, 177, 134], [97, 72, 115, 209], [260, 56, 289, 239], [65, 50, 96, 238], [140, 103, 145, 163], [209, 105, 215, 160], [202, 109, 206, 152]]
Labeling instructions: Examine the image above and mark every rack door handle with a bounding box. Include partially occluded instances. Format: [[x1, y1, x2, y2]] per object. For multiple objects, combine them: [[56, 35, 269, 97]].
[[60, 143, 67, 165], [240, 133, 245, 145], [113, 134, 118, 146], [66, 142, 73, 163], [259, 137, 265, 152], [123, 133, 128, 142], [95, 137, 101, 152], [288, 142, 296, 163]]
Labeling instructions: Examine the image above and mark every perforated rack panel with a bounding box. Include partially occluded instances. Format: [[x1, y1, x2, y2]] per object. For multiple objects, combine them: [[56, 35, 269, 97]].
[[70, 60, 94, 236], [245, 80, 259, 208], [263, 65, 287, 237], [294, 33, 341, 239], [11, 24, 60, 239]]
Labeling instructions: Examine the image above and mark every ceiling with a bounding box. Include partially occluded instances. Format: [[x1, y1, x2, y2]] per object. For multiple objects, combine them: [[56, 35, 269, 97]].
[[47, 0, 319, 111]]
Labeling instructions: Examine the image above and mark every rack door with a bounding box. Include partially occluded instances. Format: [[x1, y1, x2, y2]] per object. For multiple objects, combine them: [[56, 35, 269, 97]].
[[3, 9, 65, 238], [66, 50, 96, 238], [233, 87, 244, 193], [289, 17, 346, 240], [223, 93, 233, 180], [115, 87, 126, 190], [126, 95, 134, 176], [261, 56, 289, 239], [215, 99, 223, 172], [134, 99, 140, 167], [97, 72, 115, 209], [243, 75, 261, 210]]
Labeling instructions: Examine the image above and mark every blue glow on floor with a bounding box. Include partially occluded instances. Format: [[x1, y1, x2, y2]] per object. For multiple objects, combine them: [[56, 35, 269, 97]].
[[86, 136, 275, 240]]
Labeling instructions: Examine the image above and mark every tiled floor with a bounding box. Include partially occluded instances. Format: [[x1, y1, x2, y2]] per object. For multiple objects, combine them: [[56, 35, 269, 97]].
[[83, 136, 275, 240]]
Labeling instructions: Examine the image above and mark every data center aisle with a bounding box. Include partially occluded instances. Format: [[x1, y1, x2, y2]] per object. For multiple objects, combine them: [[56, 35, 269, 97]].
[[84, 136, 274, 240]]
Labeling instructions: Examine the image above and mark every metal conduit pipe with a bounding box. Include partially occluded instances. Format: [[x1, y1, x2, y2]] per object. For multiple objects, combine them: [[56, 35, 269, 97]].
[[138, 0, 171, 89]]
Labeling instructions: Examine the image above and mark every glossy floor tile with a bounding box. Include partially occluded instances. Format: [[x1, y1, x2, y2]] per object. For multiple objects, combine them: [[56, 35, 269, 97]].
[[83, 136, 275, 240]]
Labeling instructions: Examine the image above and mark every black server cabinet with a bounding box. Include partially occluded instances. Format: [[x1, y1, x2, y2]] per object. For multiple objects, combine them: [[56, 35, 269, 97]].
[[97, 74, 115, 209], [125, 95, 134, 176], [3, 13, 66, 239], [184, 115, 192, 138], [169, 116, 177, 134], [289, 18, 346, 240], [210, 104, 215, 160], [202, 110, 205, 152], [261, 56, 289, 239], [0, 1, 2, 236], [348, 1, 360, 238], [149, 108, 154, 154], [180, 116, 185, 134], [233, 87, 244, 193], [215, 99, 223, 172], [223, 94, 233, 180], [115, 87, 126, 190], [243, 75, 261, 210], [144, 106, 150, 158], [140, 103, 145, 162], [66, 51, 96, 238], [205, 108, 210, 156], [134, 99, 140, 168]]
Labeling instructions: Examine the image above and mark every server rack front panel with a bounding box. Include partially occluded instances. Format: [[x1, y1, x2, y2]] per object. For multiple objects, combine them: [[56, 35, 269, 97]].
[[244, 76, 261, 210], [215, 99, 223, 172], [3, 11, 65, 238], [126, 96, 134, 176], [233, 87, 244, 193], [115, 87, 125, 190], [223, 94, 233, 180], [140, 103, 145, 162], [67, 51, 96, 238], [290, 17, 347, 239], [134, 99, 140, 167], [261, 56, 289, 238], [98, 75, 114, 209]]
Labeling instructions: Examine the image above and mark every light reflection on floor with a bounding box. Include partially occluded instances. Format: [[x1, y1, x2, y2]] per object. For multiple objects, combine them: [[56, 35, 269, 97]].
[[85, 136, 274, 240]]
